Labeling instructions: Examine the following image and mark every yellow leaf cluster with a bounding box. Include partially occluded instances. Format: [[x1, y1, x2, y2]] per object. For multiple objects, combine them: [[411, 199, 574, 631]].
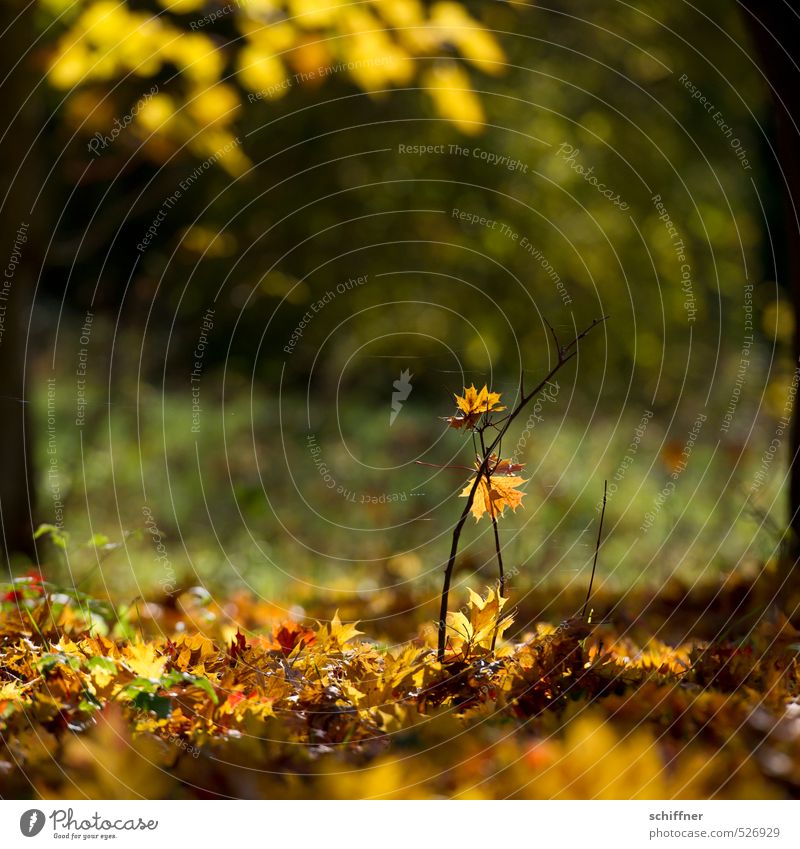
[[45, 0, 508, 169]]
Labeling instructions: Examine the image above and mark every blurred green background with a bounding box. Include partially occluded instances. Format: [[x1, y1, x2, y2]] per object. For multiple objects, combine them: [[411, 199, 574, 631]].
[[9, 0, 791, 623]]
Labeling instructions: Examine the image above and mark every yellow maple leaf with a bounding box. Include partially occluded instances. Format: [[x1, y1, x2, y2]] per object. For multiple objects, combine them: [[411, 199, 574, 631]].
[[124, 642, 167, 681], [466, 587, 513, 646], [456, 384, 505, 415], [446, 384, 506, 429], [447, 384, 505, 428], [444, 610, 474, 647], [460, 464, 526, 521], [445, 587, 513, 658], [89, 659, 117, 690], [321, 611, 363, 647], [0, 680, 29, 704]]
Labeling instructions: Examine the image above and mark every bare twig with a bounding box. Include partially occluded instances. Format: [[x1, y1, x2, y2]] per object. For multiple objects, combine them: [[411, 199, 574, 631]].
[[582, 479, 608, 620], [544, 317, 561, 358], [415, 460, 475, 473]]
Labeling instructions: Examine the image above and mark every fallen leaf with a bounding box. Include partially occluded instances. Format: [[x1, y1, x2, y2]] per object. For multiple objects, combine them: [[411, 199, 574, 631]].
[[124, 642, 167, 681]]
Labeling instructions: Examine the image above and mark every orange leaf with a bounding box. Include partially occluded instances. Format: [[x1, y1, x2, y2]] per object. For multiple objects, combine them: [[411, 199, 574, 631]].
[[460, 468, 526, 521], [486, 453, 525, 475]]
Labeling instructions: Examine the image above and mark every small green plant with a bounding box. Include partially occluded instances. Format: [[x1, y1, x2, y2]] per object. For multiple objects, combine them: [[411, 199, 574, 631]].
[[429, 316, 607, 660]]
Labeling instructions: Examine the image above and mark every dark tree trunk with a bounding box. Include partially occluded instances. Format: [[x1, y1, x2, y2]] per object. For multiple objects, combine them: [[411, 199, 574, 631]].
[[0, 1, 41, 562], [740, 4, 800, 570]]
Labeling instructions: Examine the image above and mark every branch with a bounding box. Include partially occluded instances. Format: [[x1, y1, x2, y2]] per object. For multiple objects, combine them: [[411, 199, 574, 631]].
[[582, 479, 608, 620]]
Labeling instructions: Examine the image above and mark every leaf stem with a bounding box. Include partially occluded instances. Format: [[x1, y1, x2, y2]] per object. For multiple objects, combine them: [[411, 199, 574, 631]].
[[479, 428, 505, 651]]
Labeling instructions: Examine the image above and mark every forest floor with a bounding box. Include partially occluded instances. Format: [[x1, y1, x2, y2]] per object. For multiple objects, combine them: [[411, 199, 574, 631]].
[[1, 567, 799, 800]]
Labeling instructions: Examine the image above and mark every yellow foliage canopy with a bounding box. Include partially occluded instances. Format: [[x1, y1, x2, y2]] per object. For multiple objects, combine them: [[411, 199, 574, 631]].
[[44, 0, 507, 171]]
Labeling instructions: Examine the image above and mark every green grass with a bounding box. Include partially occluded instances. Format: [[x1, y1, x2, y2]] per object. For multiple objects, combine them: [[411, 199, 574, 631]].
[[28, 361, 785, 614]]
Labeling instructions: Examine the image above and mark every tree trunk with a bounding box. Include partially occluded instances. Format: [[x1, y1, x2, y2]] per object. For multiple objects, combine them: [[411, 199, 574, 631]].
[[740, 5, 800, 572], [0, 1, 41, 562]]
